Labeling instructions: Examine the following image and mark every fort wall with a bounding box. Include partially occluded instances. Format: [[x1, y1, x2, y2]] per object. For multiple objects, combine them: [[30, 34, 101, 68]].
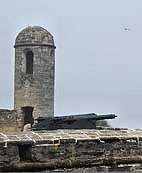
[[0, 129, 142, 171], [0, 109, 24, 132]]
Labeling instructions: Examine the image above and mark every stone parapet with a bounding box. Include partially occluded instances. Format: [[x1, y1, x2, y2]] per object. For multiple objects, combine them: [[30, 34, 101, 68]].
[[0, 129, 142, 171]]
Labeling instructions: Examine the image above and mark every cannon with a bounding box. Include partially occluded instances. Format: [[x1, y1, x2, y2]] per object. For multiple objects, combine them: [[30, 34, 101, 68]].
[[33, 113, 117, 130]]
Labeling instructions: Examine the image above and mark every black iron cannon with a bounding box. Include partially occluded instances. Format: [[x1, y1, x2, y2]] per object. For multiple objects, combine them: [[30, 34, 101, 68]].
[[33, 113, 117, 130]]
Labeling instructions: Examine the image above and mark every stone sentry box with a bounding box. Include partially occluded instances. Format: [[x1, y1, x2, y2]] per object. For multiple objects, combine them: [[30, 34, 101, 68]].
[[14, 26, 56, 125]]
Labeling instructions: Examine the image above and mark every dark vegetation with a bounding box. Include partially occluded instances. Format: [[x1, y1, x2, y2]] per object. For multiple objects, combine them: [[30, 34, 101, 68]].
[[96, 120, 110, 127]]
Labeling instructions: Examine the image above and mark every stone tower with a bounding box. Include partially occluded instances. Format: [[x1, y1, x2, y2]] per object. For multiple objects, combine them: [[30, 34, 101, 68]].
[[14, 26, 55, 125]]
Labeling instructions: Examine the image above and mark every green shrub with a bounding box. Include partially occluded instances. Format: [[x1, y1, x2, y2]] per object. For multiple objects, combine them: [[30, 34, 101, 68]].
[[96, 120, 110, 127]]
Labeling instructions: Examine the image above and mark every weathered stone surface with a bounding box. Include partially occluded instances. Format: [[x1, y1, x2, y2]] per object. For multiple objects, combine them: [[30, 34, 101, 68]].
[[0, 146, 19, 170], [15, 26, 55, 47], [0, 129, 142, 171], [14, 26, 55, 119], [0, 109, 23, 132]]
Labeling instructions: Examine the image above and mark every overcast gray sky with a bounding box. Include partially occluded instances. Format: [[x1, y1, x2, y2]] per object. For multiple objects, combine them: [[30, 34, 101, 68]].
[[0, 0, 142, 128]]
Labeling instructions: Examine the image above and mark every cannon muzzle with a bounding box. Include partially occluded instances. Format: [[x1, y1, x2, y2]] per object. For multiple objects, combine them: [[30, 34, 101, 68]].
[[95, 114, 117, 120]]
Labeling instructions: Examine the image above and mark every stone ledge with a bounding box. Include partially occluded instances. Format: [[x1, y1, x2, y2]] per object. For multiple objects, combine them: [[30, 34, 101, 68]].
[[0, 129, 142, 146]]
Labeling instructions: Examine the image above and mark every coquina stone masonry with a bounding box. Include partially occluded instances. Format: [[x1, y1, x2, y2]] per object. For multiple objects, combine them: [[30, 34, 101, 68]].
[[0, 109, 24, 132], [14, 26, 56, 120], [1, 129, 142, 171], [0, 26, 56, 132]]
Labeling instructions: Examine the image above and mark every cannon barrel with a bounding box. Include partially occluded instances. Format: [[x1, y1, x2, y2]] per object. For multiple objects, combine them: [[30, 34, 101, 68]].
[[57, 113, 117, 121], [33, 113, 117, 130], [94, 114, 117, 121], [36, 113, 117, 123]]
